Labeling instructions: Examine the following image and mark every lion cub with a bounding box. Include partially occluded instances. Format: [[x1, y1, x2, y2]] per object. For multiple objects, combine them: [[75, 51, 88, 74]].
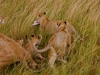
[[0, 15, 4, 24], [32, 12, 59, 35], [24, 35, 45, 60], [33, 21, 71, 68], [0, 33, 37, 74]]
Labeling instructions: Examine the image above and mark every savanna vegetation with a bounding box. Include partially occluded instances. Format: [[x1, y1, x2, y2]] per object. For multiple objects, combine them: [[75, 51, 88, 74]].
[[0, 0, 100, 75]]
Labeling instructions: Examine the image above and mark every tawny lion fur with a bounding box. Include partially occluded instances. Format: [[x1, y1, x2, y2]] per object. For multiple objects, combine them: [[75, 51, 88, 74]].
[[32, 12, 60, 35], [33, 21, 71, 68], [24, 35, 45, 60], [32, 12, 79, 41], [0, 33, 37, 75], [16, 39, 24, 45]]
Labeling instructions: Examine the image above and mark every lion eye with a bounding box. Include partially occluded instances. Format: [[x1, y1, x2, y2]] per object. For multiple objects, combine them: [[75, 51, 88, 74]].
[[38, 15, 41, 17], [35, 44, 38, 46]]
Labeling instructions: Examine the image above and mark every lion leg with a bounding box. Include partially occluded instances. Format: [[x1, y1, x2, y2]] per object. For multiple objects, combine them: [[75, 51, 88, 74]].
[[67, 35, 71, 57], [66, 34, 72, 61], [0, 71, 2, 75], [48, 47, 57, 68], [0, 62, 12, 75], [36, 53, 45, 60], [57, 50, 66, 63], [0, 67, 2, 75], [26, 52, 37, 69], [28, 58, 37, 69], [48, 54, 57, 68]]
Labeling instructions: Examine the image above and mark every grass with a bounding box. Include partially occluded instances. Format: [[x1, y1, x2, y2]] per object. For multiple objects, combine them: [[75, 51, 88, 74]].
[[0, 0, 100, 75]]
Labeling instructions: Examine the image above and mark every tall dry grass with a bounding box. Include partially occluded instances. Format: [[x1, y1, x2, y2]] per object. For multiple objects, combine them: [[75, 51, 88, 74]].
[[0, 0, 100, 75]]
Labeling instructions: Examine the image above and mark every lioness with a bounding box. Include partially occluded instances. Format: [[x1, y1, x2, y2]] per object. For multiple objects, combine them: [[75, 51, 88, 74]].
[[0, 33, 37, 75], [33, 21, 71, 68]]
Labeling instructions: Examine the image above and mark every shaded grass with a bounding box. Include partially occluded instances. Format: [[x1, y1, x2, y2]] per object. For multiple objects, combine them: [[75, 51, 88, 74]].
[[0, 0, 100, 75]]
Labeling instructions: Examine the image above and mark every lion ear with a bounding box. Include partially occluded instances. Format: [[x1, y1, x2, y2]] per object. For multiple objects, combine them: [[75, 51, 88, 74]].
[[20, 39, 24, 45], [20, 39, 23, 42], [38, 35, 42, 39], [31, 34, 34, 37], [56, 21, 60, 27], [64, 21, 66, 24], [44, 12, 46, 15]]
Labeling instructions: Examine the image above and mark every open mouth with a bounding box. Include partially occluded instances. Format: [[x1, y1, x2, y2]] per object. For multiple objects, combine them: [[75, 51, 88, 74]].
[[32, 21, 40, 26]]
